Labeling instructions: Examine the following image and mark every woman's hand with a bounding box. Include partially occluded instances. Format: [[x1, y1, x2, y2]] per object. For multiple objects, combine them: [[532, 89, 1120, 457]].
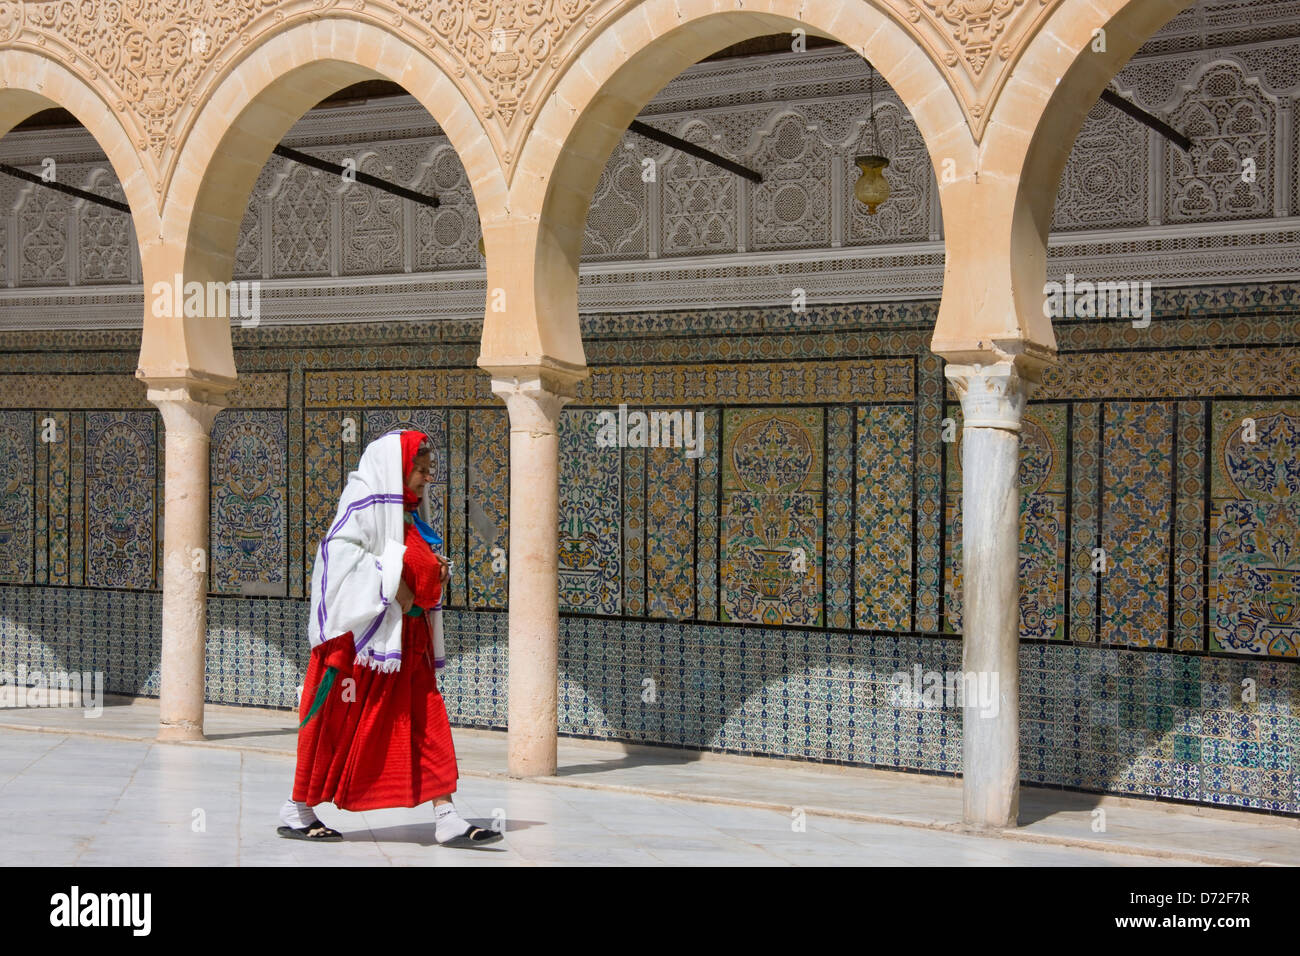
[[396, 579, 415, 614], [439, 558, 450, 588]]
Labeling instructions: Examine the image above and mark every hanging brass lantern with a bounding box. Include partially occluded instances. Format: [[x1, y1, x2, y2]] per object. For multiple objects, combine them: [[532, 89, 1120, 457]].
[[853, 155, 890, 215], [853, 60, 890, 215]]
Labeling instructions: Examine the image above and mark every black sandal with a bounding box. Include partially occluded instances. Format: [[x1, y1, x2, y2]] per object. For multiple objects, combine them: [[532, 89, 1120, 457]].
[[277, 823, 343, 842], [438, 824, 503, 847]]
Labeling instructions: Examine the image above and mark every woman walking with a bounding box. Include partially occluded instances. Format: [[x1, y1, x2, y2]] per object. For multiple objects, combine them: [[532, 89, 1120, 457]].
[[277, 428, 500, 847]]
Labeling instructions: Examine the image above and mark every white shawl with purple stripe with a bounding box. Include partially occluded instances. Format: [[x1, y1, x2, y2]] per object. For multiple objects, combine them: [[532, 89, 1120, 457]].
[[307, 431, 411, 672]]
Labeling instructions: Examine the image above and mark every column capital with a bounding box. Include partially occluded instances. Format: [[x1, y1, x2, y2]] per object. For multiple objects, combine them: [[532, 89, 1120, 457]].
[[944, 358, 1037, 431], [933, 337, 1055, 374], [487, 364, 585, 433], [479, 353, 588, 388], [139, 370, 236, 417], [143, 378, 232, 438]]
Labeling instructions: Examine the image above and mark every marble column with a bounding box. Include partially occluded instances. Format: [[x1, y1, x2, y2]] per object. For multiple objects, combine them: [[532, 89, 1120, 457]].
[[147, 383, 227, 742], [944, 360, 1034, 828], [490, 372, 577, 777]]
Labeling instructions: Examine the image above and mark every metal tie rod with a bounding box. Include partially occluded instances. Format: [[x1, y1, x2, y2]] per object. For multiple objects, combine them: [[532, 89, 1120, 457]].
[[272, 144, 440, 208], [1, 144, 443, 215], [1099, 89, 1192, 152], [628, 120, 763, 184], [0, 162, 131, 213]]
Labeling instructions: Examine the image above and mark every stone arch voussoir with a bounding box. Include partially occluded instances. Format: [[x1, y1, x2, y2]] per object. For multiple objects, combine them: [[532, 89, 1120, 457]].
[[144, 15, 506, 382], [486, 0, 971, 375], [0, 49, 159, 256], [951, 0, 1195, 363]]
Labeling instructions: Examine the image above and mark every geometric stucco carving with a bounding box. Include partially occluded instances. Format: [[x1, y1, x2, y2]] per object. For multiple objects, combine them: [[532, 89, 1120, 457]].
[[899, 0, 1065, 135], [0, 0, 1071, 204]]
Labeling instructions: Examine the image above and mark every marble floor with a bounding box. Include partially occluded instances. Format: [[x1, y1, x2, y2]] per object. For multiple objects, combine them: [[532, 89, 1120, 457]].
[[0, 730, 1200, 867], [0, 698, 1294, 866]]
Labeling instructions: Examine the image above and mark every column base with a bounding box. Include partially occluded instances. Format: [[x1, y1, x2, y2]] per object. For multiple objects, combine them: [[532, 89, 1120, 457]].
[[156, 721, 206, 743], [962, 796, 1021, 830], [960, 820, 1021, 834], [506, 761, 558, 779]]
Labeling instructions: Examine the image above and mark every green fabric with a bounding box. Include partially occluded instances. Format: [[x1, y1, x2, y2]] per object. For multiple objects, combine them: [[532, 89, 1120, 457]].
[[299, 666, 338, 729], [405, 603, 426, 617]]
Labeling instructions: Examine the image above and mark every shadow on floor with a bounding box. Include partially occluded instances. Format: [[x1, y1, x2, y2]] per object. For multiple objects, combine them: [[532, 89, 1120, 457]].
[[360, 818, 537, 848], [1017, 787, 1104, 825], [556, 747, 708, 778], [204, 727, 298, 741]]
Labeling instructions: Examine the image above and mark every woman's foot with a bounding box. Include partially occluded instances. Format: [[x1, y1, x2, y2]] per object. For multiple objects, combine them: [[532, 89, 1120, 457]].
[[277, 822, 343, 841], [277, 798, 343, 842], [434, 802, 502, 847]]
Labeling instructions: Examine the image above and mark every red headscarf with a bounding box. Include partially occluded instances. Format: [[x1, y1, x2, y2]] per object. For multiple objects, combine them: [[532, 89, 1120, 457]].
[[400, 430, 430, 510]]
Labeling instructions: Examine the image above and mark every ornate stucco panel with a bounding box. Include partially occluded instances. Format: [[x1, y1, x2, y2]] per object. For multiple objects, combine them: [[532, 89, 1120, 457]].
[[896, 0, 1065, 135], [2, 0, 288, 197], [407, 0, 606, 167]]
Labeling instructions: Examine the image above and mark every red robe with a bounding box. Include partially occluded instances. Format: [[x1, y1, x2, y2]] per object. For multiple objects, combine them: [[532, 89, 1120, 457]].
[[291, 517, 458, 810]]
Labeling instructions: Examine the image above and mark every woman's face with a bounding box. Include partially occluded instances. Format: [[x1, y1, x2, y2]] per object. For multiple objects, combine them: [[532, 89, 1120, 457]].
[[406, 451, 432, 497]]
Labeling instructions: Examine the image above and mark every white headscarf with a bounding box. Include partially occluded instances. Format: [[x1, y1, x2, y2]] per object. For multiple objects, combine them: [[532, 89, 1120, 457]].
[[307, 431, 411, 672]]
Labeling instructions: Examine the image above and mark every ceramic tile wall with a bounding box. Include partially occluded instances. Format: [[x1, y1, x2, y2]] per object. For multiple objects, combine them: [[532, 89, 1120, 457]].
[[0, 282, 1297, 814]]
